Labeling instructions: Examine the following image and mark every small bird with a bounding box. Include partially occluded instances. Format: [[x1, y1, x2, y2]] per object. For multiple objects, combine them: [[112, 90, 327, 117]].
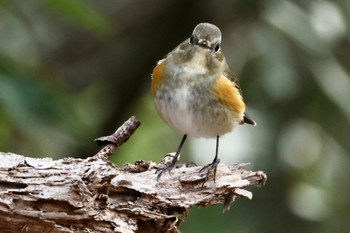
[[151, 22, 256, 183]]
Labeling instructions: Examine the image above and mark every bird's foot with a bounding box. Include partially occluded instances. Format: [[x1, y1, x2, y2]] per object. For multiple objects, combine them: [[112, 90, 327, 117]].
[[156, 153, 179, 181], [199, 158, 220, 188]]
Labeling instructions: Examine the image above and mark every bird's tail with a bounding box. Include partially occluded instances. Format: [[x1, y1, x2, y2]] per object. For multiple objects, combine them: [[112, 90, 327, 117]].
[[241, 114, 256, 126]]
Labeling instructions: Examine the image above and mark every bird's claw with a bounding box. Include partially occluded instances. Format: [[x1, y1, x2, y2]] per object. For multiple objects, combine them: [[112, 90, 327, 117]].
[[199, 158, 220, 188], [156, 163, 176, 181]]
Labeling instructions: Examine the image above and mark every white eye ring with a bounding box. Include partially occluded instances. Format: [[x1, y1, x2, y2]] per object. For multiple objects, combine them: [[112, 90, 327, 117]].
[[214, 44, 220, 52], [189, 36, 194, 44]]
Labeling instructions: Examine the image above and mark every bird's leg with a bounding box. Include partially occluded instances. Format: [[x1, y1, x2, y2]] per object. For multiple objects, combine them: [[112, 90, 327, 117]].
[[156, 134, 187, 181], [199, 135, 221, 187]]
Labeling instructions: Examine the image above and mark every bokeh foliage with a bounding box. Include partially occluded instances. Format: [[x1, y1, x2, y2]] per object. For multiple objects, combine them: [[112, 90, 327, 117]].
[[0, 0, 349, 232]]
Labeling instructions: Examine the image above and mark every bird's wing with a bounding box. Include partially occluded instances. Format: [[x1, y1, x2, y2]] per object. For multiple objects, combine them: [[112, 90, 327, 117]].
[[223, 66, 256, 126], [222, 65, 242, 95]]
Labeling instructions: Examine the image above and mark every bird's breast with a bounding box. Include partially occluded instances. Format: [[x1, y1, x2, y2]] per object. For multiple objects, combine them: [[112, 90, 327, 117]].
[[154, 66, 243, 137]]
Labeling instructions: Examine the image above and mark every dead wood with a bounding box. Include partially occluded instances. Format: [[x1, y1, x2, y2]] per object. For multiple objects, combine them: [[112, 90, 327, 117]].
[[0, 116, 266, 233]]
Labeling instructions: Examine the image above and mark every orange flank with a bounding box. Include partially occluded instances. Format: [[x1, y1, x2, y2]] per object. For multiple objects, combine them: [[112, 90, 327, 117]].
[[213, 75, 245, 115], [151, 60, 165, 96]]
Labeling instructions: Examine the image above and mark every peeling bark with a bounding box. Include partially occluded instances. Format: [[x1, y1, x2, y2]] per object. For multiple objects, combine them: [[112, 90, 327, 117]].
[[0, 116, 267, 233]]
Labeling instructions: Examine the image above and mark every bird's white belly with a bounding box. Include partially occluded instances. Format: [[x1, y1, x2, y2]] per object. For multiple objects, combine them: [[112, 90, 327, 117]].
[[154, 85, 239, 138]]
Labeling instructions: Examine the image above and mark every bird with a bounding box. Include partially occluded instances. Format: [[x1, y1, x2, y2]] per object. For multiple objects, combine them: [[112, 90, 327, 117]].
[[151, 22, 256, 184]]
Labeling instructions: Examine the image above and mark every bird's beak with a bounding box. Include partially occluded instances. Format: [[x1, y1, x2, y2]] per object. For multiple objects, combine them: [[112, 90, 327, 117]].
[[197, 39, 211, 49]]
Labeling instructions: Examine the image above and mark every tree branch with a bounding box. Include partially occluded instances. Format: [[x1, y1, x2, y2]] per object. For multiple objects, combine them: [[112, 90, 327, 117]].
[[0, 116, 267, 233]]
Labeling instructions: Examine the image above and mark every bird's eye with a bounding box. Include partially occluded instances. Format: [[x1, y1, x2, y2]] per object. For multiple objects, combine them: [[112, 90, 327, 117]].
[[189, 36, 194, 44], [214, 44, 220, 52]]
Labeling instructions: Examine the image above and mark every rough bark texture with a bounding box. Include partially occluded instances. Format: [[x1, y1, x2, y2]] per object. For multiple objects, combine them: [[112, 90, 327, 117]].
[[0, 116, 267, 233]]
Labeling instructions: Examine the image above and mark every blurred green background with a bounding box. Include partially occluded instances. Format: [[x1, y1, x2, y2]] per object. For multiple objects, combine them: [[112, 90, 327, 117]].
[[1, 0, 349, 232]]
